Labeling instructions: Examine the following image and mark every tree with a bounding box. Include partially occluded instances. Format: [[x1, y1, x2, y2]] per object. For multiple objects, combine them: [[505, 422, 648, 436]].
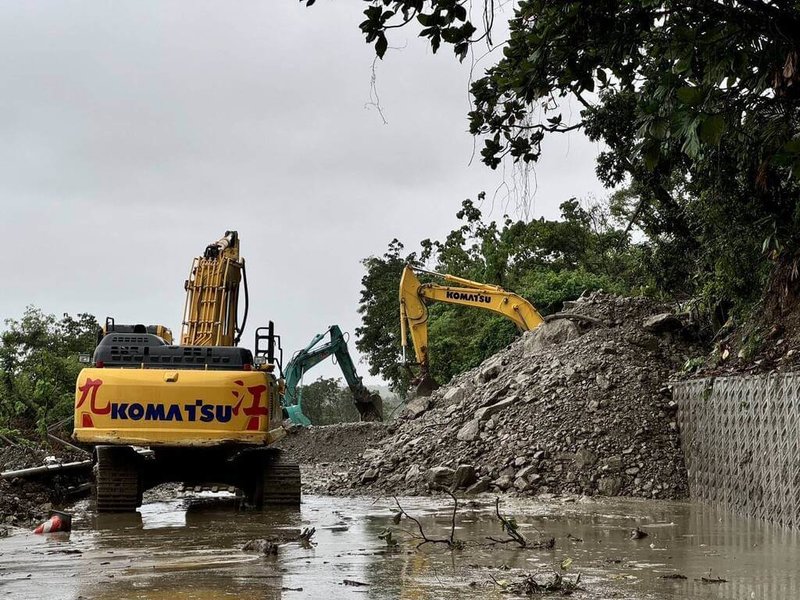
[[0, 308, 99, 432], [306, 0, 800, 323], [299, 376, 361, 424], [355, 239, 419, 396]]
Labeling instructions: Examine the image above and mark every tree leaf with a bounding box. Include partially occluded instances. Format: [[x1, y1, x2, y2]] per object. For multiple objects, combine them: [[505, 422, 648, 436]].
[[676, 87, 705, 106], [698, 114, 726, 145]]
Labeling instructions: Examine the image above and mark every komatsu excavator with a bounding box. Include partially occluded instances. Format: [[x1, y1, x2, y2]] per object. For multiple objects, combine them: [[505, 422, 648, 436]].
[[73, 231, 300, 512], [283, 325, 383, 426], [399, 265, 545, 395]]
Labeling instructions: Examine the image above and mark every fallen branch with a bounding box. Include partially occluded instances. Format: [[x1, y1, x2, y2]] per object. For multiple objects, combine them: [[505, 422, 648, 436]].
[[486, 498, 555, 550], [393, 490, 462, 550]]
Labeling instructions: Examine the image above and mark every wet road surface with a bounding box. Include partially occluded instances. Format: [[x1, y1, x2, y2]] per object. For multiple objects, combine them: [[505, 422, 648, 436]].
[[1, 493, 799, 599]]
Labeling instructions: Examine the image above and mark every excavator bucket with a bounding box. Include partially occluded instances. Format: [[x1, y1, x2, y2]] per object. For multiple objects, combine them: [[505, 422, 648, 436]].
[[284, 404, 312, 427], [355, 393, 383, 422], [413, 373, 439, 398]]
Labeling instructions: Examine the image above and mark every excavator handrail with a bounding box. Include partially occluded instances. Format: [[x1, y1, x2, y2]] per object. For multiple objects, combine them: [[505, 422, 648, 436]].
[[399, 264, 544, 390]]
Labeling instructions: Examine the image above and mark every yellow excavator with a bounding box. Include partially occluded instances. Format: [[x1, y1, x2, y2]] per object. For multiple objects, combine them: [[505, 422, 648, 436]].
[[399, 265, 545, 395], [73, 231, 300, 512]]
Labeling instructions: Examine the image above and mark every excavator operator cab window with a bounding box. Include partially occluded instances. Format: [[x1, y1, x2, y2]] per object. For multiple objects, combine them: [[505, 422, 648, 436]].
[[133, 324, 147, 334]]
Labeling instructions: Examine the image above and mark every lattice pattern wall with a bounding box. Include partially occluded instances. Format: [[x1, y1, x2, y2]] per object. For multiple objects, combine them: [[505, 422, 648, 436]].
[[674, 374, 800, 529]]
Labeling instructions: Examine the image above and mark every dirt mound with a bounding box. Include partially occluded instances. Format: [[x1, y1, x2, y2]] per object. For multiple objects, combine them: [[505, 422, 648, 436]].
[[319, 293, 703, 499], [274, 422, 388, 494]]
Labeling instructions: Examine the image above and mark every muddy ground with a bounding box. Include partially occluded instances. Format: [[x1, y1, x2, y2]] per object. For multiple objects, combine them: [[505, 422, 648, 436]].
[[1, 492, 798, 599]]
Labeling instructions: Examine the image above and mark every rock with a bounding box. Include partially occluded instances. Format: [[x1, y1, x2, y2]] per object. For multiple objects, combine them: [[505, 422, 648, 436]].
[[361, 469, 378, 484], [405, 465, 421, 483], [403, 396, 431, 419], [465, 478, 491, 494], [524, 319, 580, 354], [456, 419, 481, 442], [452, 464, 477, 489], [478, 356, 504, 383], [425, 466, 455, 487], [514, 477, 530, 491], [474, 396, 517, 421], [493, 475, 513, 491], [442, 386, 465, 406], [595, 374, 613, 390], [642, 313, 683, 334], [574, 448, 597, 469], [516, 465, 537, 480], [597, 476, 622, 496]]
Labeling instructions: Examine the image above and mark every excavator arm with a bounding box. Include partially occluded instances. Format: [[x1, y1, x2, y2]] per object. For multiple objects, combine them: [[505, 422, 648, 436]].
[[180, 231, 249, 347], [283, 326, 383, 426], [400, 265, 544, 393]]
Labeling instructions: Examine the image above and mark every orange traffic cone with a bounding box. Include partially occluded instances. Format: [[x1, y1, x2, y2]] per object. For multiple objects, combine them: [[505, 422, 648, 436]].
[[33, 510, 72, 534]]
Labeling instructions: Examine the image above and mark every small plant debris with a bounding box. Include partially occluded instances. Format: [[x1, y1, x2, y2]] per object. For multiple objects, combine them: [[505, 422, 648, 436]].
[[242, 539, 279, 555], [507, 572, 584, 596], [660, 573, 687, 580], [698, 576, 727, 584]]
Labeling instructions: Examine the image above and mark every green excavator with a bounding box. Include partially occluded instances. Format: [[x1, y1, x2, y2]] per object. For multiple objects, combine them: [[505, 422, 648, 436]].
[[282, 325, 383, 426]]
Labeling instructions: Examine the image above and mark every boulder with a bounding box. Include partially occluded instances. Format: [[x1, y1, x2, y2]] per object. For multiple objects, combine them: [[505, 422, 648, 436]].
[[403, 396, 431, 419], [475, 396, 517, 421], [597, 476, 622, 496], [456, 419, 481, 442], [465, 478, 491, 494], [452, 464, 477, 489], [524, 319, 579, 354], [478, 356, 504, 383], [404, 464, 421, 483], [425, 466, 455, 487], [442, 386, 466, 406], [642, 313, 683, 334]]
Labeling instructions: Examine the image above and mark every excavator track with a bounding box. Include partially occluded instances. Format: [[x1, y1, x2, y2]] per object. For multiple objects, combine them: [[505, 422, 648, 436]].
[[95, 446, 142, 513], [247, 450, 301, 507]]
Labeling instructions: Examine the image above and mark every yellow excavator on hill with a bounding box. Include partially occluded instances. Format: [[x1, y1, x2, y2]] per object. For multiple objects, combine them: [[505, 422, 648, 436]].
[[73, 231, 300, 512], [399, 265, 545, 395]]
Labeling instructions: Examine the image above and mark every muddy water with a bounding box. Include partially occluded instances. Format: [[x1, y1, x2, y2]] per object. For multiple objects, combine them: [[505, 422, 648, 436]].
[[0, 494, 798, 599]]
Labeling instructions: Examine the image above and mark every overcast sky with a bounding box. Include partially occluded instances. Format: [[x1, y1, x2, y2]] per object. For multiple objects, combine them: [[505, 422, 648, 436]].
[[0, 1, 605, 385]]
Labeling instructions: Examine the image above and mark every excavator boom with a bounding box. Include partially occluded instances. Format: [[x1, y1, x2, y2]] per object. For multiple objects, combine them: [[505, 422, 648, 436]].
[[400, 265, 544, 393]]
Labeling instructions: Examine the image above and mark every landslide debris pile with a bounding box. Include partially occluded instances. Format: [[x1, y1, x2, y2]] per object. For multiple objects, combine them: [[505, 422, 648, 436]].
[[324, 293, 702, 500]]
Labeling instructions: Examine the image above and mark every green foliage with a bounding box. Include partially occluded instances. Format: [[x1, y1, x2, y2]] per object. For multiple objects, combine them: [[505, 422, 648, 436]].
[[357, 197, 642, 389], [299, 376, 361, 425], [0, 308, 99, 432], [355, 240, 418, 397], [312, 0, 800, 333]]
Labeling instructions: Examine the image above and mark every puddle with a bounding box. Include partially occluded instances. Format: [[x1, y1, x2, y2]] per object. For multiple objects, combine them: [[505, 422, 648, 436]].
[[0, 494, 798, 599]]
